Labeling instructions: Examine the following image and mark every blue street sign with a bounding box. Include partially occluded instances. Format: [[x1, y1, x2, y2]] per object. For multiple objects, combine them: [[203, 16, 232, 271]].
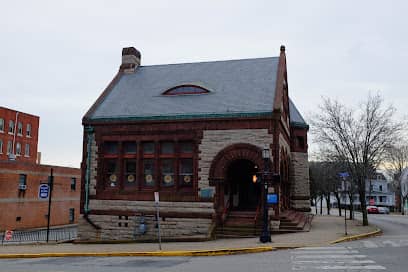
[[39, 184, 49, 199], [338, 172, 349, 178], [267, 193, 278, 204]]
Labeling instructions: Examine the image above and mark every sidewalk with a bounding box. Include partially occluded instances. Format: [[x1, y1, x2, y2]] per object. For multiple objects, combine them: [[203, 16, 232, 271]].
[[0, 215, 379, 257]]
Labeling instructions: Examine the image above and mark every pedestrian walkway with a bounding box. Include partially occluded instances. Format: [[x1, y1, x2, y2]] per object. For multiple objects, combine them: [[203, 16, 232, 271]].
[[291, 246, 386, 270], [0, 215, 379, 257]]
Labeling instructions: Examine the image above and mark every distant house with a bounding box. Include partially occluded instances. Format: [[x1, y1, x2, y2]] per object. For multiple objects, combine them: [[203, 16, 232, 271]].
[[0, 107, 81, 231], [335, 172, 396, 210], [79, 46, 310, 241]]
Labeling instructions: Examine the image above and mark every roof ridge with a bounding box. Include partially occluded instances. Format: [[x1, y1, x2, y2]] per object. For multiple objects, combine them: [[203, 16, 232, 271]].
[[139, 56, 279, 68]]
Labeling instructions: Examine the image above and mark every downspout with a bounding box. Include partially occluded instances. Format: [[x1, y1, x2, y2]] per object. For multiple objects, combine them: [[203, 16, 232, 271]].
[[84, 125, 94, 214], [83, 125, 100, 229]]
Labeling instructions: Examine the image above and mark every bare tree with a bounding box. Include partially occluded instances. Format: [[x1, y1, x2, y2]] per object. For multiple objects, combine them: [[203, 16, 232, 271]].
[[385, 144, 408, 213], [309, 160, 343, 216], [311, 93, 402, 226]]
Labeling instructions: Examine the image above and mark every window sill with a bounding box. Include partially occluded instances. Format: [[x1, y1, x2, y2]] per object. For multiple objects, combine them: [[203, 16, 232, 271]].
[[17, 134, 23, 137], [8, 132, 14, 135], [24, 155, 30, 157]]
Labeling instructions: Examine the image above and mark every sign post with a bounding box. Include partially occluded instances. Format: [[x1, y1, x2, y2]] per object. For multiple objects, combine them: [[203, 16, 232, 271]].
[[154, 192, 162, 250]]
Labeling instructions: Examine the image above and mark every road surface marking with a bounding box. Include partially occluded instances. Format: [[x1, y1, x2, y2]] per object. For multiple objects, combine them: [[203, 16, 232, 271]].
[[295, 247, 346, 250], [363, 240, 379, 248], [292, 250, 359, 254], [291, 246, 386, 270], [293, 265, 386, 270], [293, 260, 375, 264]]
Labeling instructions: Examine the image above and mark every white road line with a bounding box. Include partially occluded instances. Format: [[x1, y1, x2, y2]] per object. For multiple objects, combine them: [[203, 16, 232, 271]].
[[292, 250, 359, 254], [295, 246, 346, 250], [382, 240, 400, 247], [314, 265, 386, 270], [294, 254, 367, 259], [363, 240, 379, 248], [293, 260, 375, 264]]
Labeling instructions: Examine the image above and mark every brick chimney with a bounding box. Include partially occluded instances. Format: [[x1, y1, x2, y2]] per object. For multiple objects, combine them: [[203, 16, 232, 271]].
[[120, 47, 141, 73]]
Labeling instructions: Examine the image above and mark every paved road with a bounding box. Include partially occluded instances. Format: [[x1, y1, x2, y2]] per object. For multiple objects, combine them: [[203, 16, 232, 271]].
[[1, 214, 407, 272]]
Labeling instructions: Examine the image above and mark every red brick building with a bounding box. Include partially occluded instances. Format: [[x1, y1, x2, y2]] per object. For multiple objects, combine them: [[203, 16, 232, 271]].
[[0, 161, 80, 231], [0, 107, 81, 231], [0, 107, 39, 163], [79, 46, 310, 241]]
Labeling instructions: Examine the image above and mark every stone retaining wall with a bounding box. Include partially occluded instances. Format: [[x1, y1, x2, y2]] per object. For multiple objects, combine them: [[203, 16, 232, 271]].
[[77, 200, 214, 241]]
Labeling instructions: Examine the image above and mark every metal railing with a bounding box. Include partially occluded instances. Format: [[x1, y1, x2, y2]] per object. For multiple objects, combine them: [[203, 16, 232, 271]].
[[1, 225, 77, 245]]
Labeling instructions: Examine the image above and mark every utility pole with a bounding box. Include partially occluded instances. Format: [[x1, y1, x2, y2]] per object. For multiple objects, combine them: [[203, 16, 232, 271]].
[[46, 168, 54, 243]]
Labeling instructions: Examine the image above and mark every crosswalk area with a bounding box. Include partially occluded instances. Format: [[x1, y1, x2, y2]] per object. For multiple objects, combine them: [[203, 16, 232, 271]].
[[291, 246, 386, 271], [359, 237, 408, 249]]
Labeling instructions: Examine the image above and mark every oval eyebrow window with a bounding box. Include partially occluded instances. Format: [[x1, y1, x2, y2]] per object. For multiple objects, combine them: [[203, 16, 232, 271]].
[[162, 85, 210, 96]]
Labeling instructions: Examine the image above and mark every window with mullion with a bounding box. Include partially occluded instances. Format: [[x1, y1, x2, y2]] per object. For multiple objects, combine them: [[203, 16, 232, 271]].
[[161, 158, 175, 187], [105, 159, 119, 188], [179, 158, 193, 187], [143, 159, 155, 187], [124, 159, 137, 186]]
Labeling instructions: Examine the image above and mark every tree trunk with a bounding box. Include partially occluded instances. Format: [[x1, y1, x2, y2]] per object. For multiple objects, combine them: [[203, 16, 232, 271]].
[[325, 194, 331, 215], [335, 193, 341, 216], [320, 196, 323, 215], [359, 187, 368, 226]]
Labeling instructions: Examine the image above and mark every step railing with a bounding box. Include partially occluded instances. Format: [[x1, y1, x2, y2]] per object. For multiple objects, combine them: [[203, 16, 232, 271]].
[[1, 225, 77, 245]]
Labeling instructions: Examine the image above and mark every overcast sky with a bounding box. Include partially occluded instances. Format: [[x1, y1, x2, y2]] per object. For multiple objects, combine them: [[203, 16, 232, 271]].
[[1, 0, 407, 167]]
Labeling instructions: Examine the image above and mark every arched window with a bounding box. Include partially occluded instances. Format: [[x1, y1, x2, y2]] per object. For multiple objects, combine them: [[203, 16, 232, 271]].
[[162, 85, 210, 96]]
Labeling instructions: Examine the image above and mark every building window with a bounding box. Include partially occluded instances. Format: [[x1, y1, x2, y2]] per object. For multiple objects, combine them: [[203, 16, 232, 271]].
[[7, 141, 12, 154], [143, 159, 155, 186], [104, 141, 118, 154], [101, 139, 195, 192], [19, 174, 27, 186], [25, 144, 30, 157], [123, 142, 137, 154], [69, 208, 75, 223], [161, 159, 175, 187], [161, 142, 174, 154], [0, 140, 2, 154], [180, 158, 193, 186], [8, 120, 14, 134], [26, 124, 31, 137], [162, 85, 210, 96], [105, 159, 118, 187], [379, 185, 383, 192], [71, 177, 76, 191], [17, 122, 23, 135], [0, 118, 4, 132], [16, 142, 21, 156], [124, 159, 137, 186], [143, 142, 155, 154]]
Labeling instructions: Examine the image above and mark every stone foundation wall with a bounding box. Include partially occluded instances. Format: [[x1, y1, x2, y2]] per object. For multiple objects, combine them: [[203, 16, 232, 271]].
[[289, 152, 311, 211], [77, 200, 214, 241], [198, 129, 272, 192]]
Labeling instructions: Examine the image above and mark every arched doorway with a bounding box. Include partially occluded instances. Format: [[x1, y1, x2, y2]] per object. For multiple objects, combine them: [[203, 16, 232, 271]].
[[225, 159, 260, 211]]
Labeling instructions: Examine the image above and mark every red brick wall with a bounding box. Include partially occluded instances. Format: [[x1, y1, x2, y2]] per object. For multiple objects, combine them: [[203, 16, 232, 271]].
[[0, 107, 39, 163], [0, 161, 81, 231]]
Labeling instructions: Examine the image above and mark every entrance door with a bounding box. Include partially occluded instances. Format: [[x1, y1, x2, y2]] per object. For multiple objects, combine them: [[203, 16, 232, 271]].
[[226, 159, 260, 211]]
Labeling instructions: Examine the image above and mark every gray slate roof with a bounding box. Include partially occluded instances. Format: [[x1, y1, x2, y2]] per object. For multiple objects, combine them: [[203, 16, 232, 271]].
[[87, 57, 307, 127], [289, 99, 308, 127]]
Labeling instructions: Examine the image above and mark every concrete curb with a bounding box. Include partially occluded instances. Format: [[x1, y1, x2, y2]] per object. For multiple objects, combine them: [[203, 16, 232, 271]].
[[329, 228, 382, 244], [0, 246, 275, 259]]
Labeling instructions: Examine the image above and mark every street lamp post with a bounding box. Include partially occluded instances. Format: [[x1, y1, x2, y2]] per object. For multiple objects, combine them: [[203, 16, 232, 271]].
[[260, 147, 272, 243]]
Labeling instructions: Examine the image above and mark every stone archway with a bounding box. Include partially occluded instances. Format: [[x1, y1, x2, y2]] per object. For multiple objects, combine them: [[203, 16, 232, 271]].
[[208, 143, 264, 222]]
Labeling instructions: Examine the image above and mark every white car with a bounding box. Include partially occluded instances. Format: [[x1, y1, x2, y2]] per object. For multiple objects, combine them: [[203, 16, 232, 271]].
[[377, 206, 390, 214]]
